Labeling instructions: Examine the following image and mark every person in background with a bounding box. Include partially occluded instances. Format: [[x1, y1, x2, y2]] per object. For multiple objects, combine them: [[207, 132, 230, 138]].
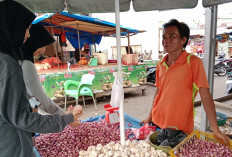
[[125, 46, 133, 54], [0, 1, 83, 157], [20, 24, 64, 115], [74, 48, 80, 62], [140, 19, 229, 143]]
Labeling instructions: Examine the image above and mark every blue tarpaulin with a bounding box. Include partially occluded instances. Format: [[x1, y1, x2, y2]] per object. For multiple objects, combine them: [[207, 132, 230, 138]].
[[65, 31, 102, 49]]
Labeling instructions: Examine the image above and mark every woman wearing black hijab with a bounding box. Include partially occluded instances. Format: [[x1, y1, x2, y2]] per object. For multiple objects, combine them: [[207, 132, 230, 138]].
[[22, 24, 55, 63], [20, 24, 65, 115], [0, 1, 83, 157]]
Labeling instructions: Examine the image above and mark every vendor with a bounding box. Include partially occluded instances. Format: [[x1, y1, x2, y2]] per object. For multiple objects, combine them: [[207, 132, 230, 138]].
[[74, 48, 80, 62], [140, 19, 229, 143]]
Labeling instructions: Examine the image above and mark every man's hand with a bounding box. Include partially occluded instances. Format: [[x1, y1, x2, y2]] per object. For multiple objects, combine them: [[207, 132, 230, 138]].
[[139, 117, 152, 126], [68, 105, 83, 127], [213, 129, 230, 144]]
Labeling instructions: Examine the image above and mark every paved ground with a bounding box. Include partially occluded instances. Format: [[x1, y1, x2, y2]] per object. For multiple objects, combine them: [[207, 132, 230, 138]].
[[60, 74, 230, 122]]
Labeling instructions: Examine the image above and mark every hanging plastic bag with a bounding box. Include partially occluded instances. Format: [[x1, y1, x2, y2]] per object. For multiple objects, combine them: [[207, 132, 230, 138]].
[[110, 72, 124, 107]]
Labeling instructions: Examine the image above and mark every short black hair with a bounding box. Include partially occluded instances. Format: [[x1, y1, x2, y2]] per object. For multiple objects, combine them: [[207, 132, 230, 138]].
[[163, 19, 190, 49]]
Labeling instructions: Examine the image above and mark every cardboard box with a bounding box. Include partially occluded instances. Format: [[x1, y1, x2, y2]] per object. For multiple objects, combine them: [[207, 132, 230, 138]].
[[122, 54, 138, 65]]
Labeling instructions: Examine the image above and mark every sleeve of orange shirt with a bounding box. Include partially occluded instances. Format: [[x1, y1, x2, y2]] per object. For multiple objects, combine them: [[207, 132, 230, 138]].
[[190, 56, 209, 89]]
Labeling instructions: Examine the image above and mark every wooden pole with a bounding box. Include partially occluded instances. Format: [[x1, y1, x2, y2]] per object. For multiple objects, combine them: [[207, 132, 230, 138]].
[[77, 24, 82, 67], [127, 33, 130, 54], [50, 17, 60, 70]]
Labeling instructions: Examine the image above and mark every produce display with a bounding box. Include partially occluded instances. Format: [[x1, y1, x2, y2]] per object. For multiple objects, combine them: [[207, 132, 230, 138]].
[[176, 139, 232, 157], [79, 140, 168, 157], [34, 63, 52, 70], [35, 121, 134, 156]]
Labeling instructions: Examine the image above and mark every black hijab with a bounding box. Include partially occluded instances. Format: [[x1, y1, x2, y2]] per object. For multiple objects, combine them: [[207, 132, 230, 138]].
[[22, 24, 55, 63], [0, 0, 36, 61]]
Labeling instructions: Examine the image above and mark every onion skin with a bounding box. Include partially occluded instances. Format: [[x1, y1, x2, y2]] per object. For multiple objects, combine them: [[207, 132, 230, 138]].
[[176, 139, 232, 157], [35, 121, 134, 156]]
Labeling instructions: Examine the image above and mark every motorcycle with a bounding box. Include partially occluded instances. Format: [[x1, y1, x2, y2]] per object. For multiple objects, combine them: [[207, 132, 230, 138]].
[[214, 60, 227, 76], [223, 58, 232, 73], [146, 66, 156, 84], [226, 72, 232, 95], [214, 53, 228, 76]]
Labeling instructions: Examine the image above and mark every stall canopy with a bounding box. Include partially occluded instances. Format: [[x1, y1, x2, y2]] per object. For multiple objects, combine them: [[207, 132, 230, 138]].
[[2, 0, 232, 13], [33, 11, 143, 49]]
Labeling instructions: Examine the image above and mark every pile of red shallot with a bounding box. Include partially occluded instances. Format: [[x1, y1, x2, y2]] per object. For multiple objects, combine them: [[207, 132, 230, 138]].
[[35, 121, 134, 157], [176, 139, 232, 157]]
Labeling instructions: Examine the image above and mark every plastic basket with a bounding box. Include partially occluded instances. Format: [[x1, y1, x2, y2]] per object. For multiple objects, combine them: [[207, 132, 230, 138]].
[[216, 112, 228, 126], [169, 130, 232, 157], [149, 131, 173, 155]]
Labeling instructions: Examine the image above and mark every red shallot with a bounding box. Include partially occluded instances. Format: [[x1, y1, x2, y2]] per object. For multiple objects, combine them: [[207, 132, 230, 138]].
[[176, 139, 232, 157], [35, 121, 134, 156]]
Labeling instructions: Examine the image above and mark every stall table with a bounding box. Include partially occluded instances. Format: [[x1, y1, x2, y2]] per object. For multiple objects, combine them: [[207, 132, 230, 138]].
[[38, 63, 147, 100]]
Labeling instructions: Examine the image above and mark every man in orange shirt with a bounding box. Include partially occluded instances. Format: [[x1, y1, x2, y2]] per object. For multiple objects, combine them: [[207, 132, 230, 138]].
[[140, 19, 229, 143]]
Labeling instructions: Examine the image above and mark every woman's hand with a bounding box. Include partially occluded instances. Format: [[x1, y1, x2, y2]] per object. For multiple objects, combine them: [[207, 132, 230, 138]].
[[68, 105, 83, 127]]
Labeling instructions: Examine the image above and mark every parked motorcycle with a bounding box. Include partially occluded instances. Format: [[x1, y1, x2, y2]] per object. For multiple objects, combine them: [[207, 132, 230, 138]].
[[226, 72, 232, 95], [214, 60, 227, 76], [214, 53, 228, 76], [223, 58, 232, 73], [146, 66, 156, 84]]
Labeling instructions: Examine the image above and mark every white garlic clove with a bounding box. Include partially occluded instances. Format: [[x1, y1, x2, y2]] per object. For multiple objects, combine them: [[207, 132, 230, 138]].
[[107, 150, 114, 156], [98, 154, 105, 157]]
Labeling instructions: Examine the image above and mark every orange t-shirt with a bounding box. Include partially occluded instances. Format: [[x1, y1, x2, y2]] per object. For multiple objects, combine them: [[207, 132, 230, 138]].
[[152, 51, 209, 134]]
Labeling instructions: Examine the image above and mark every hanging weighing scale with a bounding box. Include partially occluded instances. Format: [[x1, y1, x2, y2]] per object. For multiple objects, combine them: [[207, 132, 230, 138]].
[[104, 104, 120, 124]]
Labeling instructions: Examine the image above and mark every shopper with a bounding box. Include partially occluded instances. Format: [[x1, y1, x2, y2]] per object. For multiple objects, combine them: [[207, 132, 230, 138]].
[[20, 24, 64, 115], [140, 19, 229, 143], [0, 1, 83, 157]]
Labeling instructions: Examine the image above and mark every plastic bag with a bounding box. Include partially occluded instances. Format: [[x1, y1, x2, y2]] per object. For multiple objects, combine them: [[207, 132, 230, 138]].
[[131, 123, 156, 140], [42, 58, 53, 65], [156, 128, 187, 148], [110, 72, 124, 107], [51, 57, 61, 64]]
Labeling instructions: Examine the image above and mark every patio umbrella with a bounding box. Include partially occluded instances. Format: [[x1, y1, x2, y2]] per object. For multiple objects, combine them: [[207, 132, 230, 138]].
[[2, 0, 232, 13]]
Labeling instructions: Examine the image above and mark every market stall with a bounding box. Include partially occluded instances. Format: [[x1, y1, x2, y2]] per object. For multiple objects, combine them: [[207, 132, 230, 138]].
[[31, 12, 147, 99], [5, 0, 232, 156]]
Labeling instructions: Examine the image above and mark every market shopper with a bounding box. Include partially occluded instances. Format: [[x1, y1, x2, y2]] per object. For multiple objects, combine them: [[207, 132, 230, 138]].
[[20, 24, 65, 115], [140, 19, 230, 143], [0, 1, 83, 157]]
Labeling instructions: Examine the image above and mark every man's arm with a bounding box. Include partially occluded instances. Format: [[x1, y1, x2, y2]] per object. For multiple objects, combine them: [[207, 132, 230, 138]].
[[140, 88, 159, 125], [199, 87, 229, 143]]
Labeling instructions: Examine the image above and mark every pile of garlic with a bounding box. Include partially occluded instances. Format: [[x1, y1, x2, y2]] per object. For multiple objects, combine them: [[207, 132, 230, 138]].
[[79, 140, 168, 157]]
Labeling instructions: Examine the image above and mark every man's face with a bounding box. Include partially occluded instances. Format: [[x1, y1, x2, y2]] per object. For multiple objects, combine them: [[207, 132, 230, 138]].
[[162, 26, 186, 54]]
